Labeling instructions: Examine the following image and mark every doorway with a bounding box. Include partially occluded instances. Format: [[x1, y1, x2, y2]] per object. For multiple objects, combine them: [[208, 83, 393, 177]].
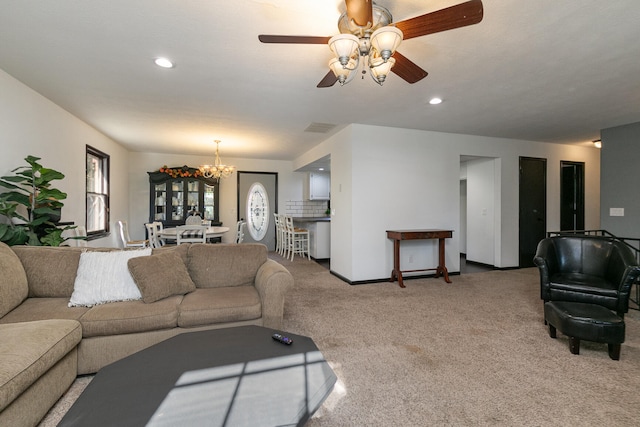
[[560, 161, 585, 231], [237, 172, 278, 251], [519, 157, 547, 267]]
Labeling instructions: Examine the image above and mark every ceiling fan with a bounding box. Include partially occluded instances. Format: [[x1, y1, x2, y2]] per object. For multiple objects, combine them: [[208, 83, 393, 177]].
[[258, 0, 483, 88]]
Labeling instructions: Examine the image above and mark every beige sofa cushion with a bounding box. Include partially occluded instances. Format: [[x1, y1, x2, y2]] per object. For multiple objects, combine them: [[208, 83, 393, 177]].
[[12, 246, 83, 298], [187, 243, 267, 288], [128, 250, 196, 303], [79, 296, 182, 337], [0, 243, 29, 318], [0, 298, 89, 324], [0, 319, 81, 412], [178, 287, 261, 327], [152, 243, 189, 265]]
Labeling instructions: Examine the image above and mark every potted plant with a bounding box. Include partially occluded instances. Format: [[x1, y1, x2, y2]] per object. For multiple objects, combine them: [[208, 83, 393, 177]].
[[0, 155, 73, 246]]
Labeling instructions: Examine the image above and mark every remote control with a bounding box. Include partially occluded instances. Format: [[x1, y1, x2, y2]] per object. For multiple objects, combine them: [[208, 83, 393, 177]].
[[272, 333, 293, 345]]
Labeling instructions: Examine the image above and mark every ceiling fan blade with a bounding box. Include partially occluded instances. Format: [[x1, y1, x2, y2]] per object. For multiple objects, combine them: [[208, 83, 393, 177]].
[[394, 0, 484, 40], [317, 71, 338, 88], [345, 0, 374, 28], [391, 52, 428, 84], [258, 35, 330, 44]]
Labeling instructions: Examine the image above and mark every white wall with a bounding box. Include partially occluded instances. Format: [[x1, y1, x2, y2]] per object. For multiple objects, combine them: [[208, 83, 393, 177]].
[[2, 66, 602, 270], [126, 152, 304, 242], [466, 158, 497, 265], [297, 127, 355, 278], [309, 124, 601, 282], [459, 179, 467, 254], [0, 70, 129, 247]]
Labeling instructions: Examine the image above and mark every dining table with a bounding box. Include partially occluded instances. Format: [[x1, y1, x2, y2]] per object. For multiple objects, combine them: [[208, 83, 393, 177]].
[[160, 226, 230, 242]]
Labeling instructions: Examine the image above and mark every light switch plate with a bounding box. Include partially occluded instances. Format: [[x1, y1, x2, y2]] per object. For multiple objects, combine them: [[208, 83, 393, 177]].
[[609, 207, 625, 217]]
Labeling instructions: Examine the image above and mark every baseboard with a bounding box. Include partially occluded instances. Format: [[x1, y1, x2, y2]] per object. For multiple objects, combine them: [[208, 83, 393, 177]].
[[330, 270, 460, 286]]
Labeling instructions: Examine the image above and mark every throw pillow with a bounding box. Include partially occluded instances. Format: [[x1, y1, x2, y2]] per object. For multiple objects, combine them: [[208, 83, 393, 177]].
[[128, 250, 196, 303], [69, 248, 152, 307]]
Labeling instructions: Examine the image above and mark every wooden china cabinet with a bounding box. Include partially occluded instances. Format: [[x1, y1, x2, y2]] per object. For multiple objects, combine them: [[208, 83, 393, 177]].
[[148, 166, 220, 227]]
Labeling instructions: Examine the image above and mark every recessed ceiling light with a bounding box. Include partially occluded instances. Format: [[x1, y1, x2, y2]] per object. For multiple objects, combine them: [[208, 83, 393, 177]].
[[429, 97, 443, 105], [319, 168, 325, 171], [154, 57, 174, 68]]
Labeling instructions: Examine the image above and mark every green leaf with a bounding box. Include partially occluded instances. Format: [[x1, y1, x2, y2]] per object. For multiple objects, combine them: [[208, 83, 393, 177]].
[[24, 155, 42, 170], [39, 168, 65, 182], [27, 232, 42, 246], [0, 224, 30, 246], [0, 180, 27, 191], [0, 175, 30, 183], [38, 188, 67, 201], [4, 192, 30, 207], [29, 215, 51, 227], [40, 226, 67, 246]]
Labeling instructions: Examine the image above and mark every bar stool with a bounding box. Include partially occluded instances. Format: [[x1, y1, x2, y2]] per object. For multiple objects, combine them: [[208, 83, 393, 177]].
[[284, 215, 310, 261], [274, 213, 285, 256]]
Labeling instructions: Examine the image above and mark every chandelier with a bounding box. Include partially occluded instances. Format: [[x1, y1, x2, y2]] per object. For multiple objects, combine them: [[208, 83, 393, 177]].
[[198, 140, 235, 180], [327, 5, 403, 86]]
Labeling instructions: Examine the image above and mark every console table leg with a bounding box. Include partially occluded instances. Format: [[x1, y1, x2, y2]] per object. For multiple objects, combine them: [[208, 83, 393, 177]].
[[437, 238, 452, 283], [389, 239, 405, 288]]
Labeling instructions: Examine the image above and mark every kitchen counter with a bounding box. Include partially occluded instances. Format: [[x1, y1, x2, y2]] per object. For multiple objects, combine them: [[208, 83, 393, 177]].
[[292, 218, 331, 259], [292, 217, 331, 223]]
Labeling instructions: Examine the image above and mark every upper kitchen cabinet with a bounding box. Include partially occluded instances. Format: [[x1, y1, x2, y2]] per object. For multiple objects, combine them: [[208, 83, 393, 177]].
[[148, 166, 220, 227], [305, 172, 330, 200]]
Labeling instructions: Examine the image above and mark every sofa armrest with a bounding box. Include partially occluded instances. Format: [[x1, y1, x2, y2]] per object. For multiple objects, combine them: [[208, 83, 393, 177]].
[[607, 243, 640, 312], [533, 238, 557, 300], [254, 259, 294, 329]]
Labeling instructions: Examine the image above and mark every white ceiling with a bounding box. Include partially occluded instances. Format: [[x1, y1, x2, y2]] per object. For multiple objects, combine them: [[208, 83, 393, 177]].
[[1, 1, 639, 161]]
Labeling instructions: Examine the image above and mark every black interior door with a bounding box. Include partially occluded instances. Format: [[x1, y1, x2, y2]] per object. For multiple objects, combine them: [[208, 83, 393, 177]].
[[519, 157, 547, 267], [560, 161, 585, 231]]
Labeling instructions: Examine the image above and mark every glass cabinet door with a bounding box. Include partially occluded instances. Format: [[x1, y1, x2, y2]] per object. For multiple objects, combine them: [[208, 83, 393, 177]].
[[171, 181, 184, 221], [203, 184, 215, 220], [186, 180, 200, 215], [153, 183, 167, 221]]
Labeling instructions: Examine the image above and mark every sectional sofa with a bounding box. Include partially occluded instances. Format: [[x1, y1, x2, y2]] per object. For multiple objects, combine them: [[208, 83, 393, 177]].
[[0, 241, 294, 426]]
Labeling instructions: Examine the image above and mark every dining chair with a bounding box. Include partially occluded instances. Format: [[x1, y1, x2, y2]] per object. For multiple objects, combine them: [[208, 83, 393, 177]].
[[117, 220, 148, 248], [145, 222, 166, 248], [284, 215, 309, 261], [235, 220, 245, 244], [73, 225, 88, 247], [185, 215, 203, 225], [176, 224, 208, 244], [63, 225, 88, 247]]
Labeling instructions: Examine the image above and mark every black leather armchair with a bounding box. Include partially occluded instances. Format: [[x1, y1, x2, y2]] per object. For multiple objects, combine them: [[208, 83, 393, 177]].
[[534, 236, 640, 317]]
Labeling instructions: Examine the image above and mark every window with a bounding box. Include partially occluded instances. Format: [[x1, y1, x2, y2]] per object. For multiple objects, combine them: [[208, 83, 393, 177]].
[[86, 145, 110, 238]]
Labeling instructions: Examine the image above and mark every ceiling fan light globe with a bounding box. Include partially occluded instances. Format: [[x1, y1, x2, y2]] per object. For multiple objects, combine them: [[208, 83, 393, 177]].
[[328, 34, 359, 60], [371, 26, 402, 58], [370, 57, 395, 85], [329, 58, 352, 80]]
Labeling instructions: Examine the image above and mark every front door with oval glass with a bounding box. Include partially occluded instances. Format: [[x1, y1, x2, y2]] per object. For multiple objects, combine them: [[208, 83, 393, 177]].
[[238, 172, 277, 250], [246, 182, 269, 241]]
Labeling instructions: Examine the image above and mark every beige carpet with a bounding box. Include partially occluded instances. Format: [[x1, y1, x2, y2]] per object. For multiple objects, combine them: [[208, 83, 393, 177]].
[[41, 255, 640, 426]]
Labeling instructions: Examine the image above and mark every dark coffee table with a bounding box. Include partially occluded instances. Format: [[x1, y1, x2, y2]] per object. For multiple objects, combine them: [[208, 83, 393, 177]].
[[59, 326, 336, 427]]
